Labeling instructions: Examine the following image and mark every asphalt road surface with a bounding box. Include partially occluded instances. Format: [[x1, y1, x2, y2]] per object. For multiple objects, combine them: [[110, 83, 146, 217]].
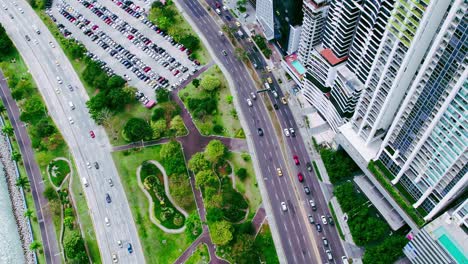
[[0, 1, 145, 263], [179, 0, 346, 263]]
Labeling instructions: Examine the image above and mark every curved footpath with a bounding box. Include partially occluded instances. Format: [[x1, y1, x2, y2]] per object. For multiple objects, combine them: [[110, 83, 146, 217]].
[[0, 129, 35, 263]]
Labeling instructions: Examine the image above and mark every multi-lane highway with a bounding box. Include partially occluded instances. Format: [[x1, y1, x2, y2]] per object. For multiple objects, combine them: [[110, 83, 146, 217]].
[[0, 1, 144, 263], [178, 0, 346, 263]]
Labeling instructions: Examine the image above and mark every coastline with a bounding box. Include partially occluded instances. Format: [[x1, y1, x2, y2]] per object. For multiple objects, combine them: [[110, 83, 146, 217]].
[[0, 118, 36, 264]]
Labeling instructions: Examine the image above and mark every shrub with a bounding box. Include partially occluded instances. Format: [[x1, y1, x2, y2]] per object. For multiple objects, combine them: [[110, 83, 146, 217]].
[[236, 168, 248, 181]]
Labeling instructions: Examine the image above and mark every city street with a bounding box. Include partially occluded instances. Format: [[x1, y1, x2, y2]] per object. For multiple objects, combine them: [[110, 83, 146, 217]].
[[177, 0, 346, 262], [0, 1, 145, 263]]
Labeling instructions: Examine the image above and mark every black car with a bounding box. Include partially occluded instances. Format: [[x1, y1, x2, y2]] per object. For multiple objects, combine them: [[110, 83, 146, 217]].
[[67, 84, 73, 91], [94, 162, 99, 169], [316, 223, 322, 232], [105, 193, 111, 203], [327, 214, 334, 226], [257, 128, 264, 137], [273, 104, 279, 110], [306, 162, 313, 172], [225, 15, 231, 21]]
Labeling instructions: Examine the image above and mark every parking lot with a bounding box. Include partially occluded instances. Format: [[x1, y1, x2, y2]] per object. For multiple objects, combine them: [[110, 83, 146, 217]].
[[49, 0, 201, 99]]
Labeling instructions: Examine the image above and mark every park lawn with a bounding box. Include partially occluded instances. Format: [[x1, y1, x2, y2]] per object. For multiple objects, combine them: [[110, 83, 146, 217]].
[[179, 66, 242, 137], [106, 103, 152, 146], [48, 159, 71, 187], [185, 243, 210, 264], [227, 152, 262, 219], [112, 145, 195, 264], [70, 163, 101, 264]]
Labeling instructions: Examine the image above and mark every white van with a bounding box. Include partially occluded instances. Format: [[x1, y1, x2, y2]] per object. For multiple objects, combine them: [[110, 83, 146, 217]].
[[82, 177, 89, 187], [69, 101, 75, 110]]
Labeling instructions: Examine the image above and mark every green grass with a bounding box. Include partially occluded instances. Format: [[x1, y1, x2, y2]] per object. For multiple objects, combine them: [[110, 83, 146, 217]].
[[368, 160, 425, 226], [227, 152, 262, 220], [179, 66, 243, 137], [312, 161, 322, 182], [112, 146, 195, 263], [328, 202, 344, 240], [254, 224, 279, 264], [48, 159, 70, 187], [185, 243, 210, 264], [70, 164, 101, 264]]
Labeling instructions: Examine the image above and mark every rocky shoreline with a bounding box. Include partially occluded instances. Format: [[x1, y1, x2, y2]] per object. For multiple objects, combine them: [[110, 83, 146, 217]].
[[0, 131, 35, 264]]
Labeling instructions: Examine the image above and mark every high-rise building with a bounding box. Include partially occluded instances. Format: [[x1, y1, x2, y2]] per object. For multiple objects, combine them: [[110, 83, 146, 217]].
[[375, 0, 467, 220], [298, 0, 466, 224], [255, 0, 303, 54]]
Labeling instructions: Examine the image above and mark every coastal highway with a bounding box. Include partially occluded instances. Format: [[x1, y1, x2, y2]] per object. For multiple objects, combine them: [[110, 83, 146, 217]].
[[0, 1, 145, 263]]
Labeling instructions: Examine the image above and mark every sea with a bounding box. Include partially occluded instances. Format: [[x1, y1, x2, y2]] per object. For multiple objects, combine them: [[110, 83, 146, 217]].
[[0, 163, 25, 264]]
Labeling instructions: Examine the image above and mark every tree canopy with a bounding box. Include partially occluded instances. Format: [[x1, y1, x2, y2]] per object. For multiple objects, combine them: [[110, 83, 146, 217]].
[[210, 220, 234, 246], [0, 24, 14, 59], [200, 75, 221, 92], [170, 115, 186, 136], [188, 152, 211, 173], [204, 140, 227, 164], [123, 118, 153, 142], [195, 170, 218, 188]]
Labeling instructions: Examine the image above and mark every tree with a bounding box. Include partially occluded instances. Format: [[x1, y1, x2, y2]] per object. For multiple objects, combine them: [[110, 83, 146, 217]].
[[0, 25, 14, 58], [204, 140, 227, 164], [106, 87, 132, 111], [195, 170, 218, 188], [11, 79, 34, 100], [232, 234, 256, 263], [151, 107, 165, 121], [107, 75, 126, 90], [86, 92, 108, 121], [12, 151, 21, 162], [64, 216, 74, 229], [156, 88, 170, 103], [24, 209, 34, 218], [95, 107, 112, 126], [20, 96, 45, 123], [2, 124, 14, 136], [160, 141, 186, 175], [0, 102, 5, 113], [200, 75, 221, 92], [210, 221, 233, 246], [206, 207, 224, 222], [185, 213, 202, 239], [192, 79, 200, 88], [43, 185, 58, 201], [170, 115, 186, 135], [35, 119, 56, 138], [235, 47, 249, 62], [188, 152, 210, 173], [179, 34, 200, 51], [363, 235, 407, 264], [123, 118, 153, 142], [29, 241, 42, 251], [235, 168, 248, 181], [15, 176, 29, 189], [151, 119, 166, 139], [63, 230, 88, 262]]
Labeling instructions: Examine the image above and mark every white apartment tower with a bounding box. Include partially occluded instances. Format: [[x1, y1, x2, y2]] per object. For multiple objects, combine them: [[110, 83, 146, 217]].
[[375, 0, 467, 220], [256, 0, 275, 40]]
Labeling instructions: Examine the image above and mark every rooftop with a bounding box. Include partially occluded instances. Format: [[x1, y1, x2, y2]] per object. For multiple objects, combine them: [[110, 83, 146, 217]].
[[284, 53, 306, 77], [320, 49, 348, 66]]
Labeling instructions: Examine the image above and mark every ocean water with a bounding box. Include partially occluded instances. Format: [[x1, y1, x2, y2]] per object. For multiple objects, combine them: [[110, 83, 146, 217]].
[[0, 163, 25, 264]]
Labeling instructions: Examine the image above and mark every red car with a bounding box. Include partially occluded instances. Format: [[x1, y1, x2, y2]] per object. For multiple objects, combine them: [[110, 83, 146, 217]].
[[127, 35, 134, 40], [143, 67, 151, 73], [293, 155, 300, 165], [298, 173, 304, 182], [89, 131, 95, 138]]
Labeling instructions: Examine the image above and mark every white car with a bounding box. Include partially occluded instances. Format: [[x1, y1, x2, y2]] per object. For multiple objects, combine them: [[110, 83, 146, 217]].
[[321, 215, 328, 225], [112, 253, 118, 263], [250, 92, 257, 100], [284, 128, 290, 137], [105, 217, 111, 226], [18, 7, 23, 13], [56, 76, 62, 84], [2, 4, 7, 10], [86, 162, 91, 169], [246, 98, 253, 107], [49, 41, 55, 48], [281, 202, 287, 212], [68, 117, 74, 124]]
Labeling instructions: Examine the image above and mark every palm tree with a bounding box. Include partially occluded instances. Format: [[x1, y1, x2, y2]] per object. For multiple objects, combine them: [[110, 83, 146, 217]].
[[2, 124, 14, 136], [29, 241, 42, 251], [24, 209, 34, 218], [12, 151, 21, 162], [15, 176, 29, 190]]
